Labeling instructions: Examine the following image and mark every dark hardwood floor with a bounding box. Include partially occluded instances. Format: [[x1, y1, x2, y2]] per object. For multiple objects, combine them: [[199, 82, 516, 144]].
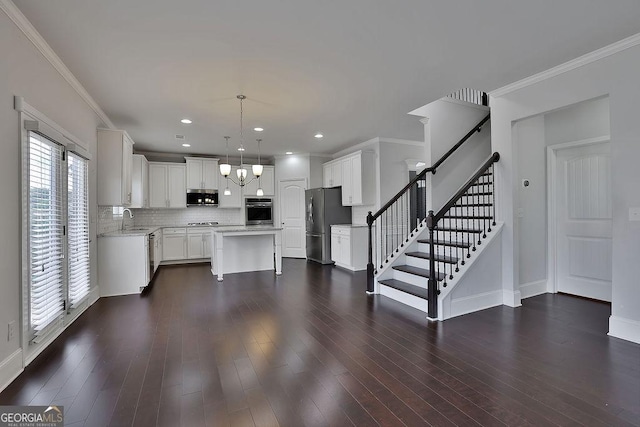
[[1, 260, 639, 426]]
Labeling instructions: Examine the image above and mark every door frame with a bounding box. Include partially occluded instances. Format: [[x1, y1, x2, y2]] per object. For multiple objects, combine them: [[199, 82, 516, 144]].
[[546, 135, 611, 294], [277, 178, 308, 258]]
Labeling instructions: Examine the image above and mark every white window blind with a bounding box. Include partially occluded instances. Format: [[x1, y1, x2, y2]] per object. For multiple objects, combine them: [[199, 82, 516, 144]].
[[67, 153, 90, 307], [28, 132, 65, 338]]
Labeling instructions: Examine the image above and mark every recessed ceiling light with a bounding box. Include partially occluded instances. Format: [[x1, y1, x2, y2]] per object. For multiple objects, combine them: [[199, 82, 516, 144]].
[[254, 127, 264, 132], [182, 143, 191, 147], [285, 151, 293, 155], [314, 133, 323, 139], [415, 161, 426, 168], [181, 119, 192, 124]]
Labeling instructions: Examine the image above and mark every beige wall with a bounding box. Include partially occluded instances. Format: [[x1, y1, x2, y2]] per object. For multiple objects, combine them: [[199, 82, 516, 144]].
[[0, 9, 105, 368]]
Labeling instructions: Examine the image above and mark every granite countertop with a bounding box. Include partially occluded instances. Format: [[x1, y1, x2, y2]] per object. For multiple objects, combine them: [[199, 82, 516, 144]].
[[213, 225, 283, 233], [99, 224, 246, 238]]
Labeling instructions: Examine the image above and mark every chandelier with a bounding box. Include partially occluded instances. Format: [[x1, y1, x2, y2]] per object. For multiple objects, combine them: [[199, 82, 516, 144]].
[[219, 95, 264, 196]]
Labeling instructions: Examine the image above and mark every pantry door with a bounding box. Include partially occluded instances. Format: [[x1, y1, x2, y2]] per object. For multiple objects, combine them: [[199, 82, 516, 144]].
[[552, 141, 612, 301], [279, 179, 307, 258]]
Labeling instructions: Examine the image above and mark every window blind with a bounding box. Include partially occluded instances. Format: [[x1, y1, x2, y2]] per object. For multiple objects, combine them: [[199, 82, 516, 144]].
[[28, 132, 65, 337], [67, 153, 90, 307]]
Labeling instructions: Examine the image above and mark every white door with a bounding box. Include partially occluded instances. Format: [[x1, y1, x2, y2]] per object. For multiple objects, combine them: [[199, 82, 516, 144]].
[[202, 159, 219, 190], [187, 234, 204, 259], [279, 179, 307, 258], [555, 142, 612, 301]]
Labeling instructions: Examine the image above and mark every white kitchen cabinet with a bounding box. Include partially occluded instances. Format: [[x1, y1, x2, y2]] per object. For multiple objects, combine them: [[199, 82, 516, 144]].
[[130, 154, 149, 208], [186, 157, 219, 190], [323, 161, 343, 188], [219, 166, 242, 208], [330, 225, 368, 271], [322, 151, 374, 206], [186, 227, 211, 259], [98, 234, 149, 296], [149, 162, 187, 208], [244, 165, 275, 196], [162, 228, 187, 260], [97, 129, 134, 206]]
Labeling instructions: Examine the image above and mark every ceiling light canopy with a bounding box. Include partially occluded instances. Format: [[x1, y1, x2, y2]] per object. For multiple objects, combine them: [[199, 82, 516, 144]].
[[219, 95, 264, 196], [182, 143, 191, 147], [254, 127, 264, 132], [314, 133, 323, 139], [181, 118, 192, 124]]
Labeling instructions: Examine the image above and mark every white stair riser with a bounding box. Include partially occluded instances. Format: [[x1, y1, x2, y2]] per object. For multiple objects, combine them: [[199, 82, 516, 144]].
[[392, 269, 430, 288], [379, 284, 428, 313], [406, 255, 457, 273]]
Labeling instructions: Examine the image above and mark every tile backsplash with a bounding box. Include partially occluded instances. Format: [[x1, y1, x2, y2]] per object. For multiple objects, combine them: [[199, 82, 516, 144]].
[[98, 206, 243, 233], [131, 207, 243, 227]]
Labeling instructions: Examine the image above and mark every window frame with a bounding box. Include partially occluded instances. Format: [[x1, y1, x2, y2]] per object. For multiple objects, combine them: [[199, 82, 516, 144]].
[[17, 97, 93, 364]]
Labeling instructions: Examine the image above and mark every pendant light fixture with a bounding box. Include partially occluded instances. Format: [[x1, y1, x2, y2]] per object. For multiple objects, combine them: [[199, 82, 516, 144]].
[[219, 95, 264, 195]]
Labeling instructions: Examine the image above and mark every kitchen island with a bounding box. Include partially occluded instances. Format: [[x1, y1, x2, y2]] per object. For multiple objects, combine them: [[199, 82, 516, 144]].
[[210, 226, 282, 281]]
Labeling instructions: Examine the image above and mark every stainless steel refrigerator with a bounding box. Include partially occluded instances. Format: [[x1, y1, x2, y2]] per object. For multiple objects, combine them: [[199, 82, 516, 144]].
[[306, 187, 352, 264]]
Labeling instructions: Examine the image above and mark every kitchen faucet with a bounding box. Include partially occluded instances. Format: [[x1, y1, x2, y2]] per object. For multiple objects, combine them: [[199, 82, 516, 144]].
[[122, 208, 134, 229]]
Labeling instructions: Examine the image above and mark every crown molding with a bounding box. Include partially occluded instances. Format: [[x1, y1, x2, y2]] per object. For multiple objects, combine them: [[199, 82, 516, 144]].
[[490, 32, 640, 98], [0, 0, 115, 129]]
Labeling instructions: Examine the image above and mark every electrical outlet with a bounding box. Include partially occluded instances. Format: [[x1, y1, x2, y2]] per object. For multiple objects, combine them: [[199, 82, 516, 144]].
[[7, 321, 16, 341]]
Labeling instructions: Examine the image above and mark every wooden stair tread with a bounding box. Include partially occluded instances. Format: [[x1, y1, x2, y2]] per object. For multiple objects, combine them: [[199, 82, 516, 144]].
[[379, 279, 428, 300], [392, 265, 446, 281], [417, 238, 472, 248], [406, 251, 459, 264]]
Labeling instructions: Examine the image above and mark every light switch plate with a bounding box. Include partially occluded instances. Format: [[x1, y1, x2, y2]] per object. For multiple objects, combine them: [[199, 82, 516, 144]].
[[629, 207, 640, 221]]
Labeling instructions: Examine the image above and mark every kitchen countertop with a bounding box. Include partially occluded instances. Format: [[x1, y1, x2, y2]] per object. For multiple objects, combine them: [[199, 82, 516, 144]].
[[99, 224, 236, 238], [212, 225, 283, 233], [98, 224, 275, 238]]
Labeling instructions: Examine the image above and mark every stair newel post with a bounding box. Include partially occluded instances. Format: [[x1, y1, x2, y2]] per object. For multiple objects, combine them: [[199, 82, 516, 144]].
[[426, 210, 438, 319], [366, 211, 374, 294]]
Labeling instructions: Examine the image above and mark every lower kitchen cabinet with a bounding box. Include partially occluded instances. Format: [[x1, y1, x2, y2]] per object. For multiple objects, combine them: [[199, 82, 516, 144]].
[[98, 234, 150, 296], [163, 227, 212, 262], [330, 225, 368, 271], [187, 227, 212, 259], [162, 228, 187, 261]]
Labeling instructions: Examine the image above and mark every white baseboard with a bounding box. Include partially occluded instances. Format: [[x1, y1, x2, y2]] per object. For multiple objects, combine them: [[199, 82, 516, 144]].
[[379, 284, 428, 313], [608, 316, 640, 344], [89, 286, 100, 305], [0, 349, 23, 393], [520, 280, 548, 299], [502, 289, 522, 307], [449, 290, 504, 319]]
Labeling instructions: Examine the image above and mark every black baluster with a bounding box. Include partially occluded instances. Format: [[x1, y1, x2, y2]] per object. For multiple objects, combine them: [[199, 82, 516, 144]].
[[481, 171, 487, 240], [455, 199, 460, 273], [492, 164, 496, 227]]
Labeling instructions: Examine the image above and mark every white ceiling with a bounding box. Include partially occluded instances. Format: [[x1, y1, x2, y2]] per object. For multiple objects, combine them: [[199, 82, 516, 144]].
[[13, 0, 640, 158]]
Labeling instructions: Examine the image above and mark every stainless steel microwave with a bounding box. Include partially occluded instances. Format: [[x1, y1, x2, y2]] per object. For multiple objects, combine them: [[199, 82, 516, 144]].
[[186, 190, 218, 207], [245, 198, 273, 225]]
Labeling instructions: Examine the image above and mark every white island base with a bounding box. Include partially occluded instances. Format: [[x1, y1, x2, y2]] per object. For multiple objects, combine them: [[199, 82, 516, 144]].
[[210, 226, 282, 281]]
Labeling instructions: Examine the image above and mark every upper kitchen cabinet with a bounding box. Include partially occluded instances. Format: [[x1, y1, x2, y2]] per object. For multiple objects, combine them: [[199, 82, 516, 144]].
[[244, 165, 275, 196], [218, 166, 242, 208], [97, 129, 134, 206], [148, 162, 186, 208], [185, 157, 219, 191], [130, 154, 149, 208], [323, 150, 375, 206], [323, 160, 343, 188]]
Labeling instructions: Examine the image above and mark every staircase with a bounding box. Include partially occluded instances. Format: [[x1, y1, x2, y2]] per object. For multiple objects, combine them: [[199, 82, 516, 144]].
[[366, 110, 501, 320]]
